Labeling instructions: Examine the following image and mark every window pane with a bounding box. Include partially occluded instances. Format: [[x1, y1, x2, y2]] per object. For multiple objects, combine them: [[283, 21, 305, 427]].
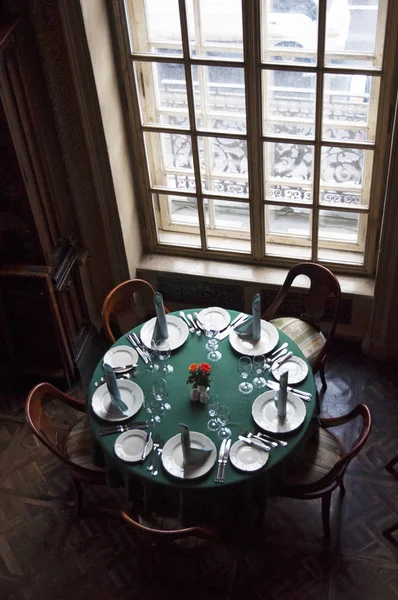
[[264, 142, 314, 203], [323, 74, 379, 142], [127, 0, 183, 55], [265, 205, 312, 259], [317, 209, 366, 266], [186, 0, 243, 60], [193, 65, 246, 133], [204, 199, 251, 253], [262, 0, 318, 64], [134, 62, 189, 128], [144, 132, 196, 192], [199, 136, 248, 197], [263, 70, 316, 138], [325, 0, 386, 68], [154, 194, 202, 248], [320, 146, 373, 207]]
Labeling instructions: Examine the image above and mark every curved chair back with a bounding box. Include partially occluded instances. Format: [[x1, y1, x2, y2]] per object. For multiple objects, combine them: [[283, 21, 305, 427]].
[[121, 510, 215, 548], [262, 262, 341, 371], [101, 279, 168, 344], [319, 403, 372, 489], [25, 382, 100, 481]]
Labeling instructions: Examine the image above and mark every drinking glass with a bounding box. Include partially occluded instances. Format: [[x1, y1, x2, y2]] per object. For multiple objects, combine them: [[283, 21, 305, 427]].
[[145, 397, 161, 427], [205, 393, 220, 432], [155, 338, 173, 375], [204, 329, 222, 362], [146, 340, 159, 373], [238, 356, 253, 394], [152, 377, 171, 414], [252, 354, 266, 388], [217, 405, 231, 439]]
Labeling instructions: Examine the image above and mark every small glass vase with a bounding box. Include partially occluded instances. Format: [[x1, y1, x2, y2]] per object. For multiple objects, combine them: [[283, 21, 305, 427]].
[[190, 385, 209, 404]]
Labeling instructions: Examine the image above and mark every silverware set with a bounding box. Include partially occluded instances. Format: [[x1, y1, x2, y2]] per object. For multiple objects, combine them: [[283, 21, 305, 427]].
[[99, 421, 148, 436], [215, 438, 231, 483], [126, 332, 151, 364]]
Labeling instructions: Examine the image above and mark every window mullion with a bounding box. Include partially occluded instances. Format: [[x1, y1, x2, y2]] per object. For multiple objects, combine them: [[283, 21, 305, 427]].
[[312, 0, 327, 262], [178, 0, 207, 251], [243, 0, 263, 260]]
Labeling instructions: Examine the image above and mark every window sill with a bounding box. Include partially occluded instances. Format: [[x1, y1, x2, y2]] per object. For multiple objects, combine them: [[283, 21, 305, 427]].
[[137, 253, 375, 299]]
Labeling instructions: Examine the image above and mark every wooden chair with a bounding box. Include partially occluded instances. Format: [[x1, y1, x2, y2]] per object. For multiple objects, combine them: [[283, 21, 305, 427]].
[[121, 508, 218, 583], [25, 382, 106, 516], [262, 262, 341, 390], [101, 278, 169, 344], [279, 403, 372, 537]]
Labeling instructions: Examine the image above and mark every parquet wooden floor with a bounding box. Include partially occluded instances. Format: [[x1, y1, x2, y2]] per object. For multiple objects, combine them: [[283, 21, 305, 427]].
[[1, 342, 398, 600]]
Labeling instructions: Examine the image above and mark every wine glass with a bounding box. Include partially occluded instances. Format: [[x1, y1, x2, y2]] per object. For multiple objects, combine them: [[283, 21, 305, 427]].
[[155, 338, 173, 375], [205, 393, 220, 432], [146, 340, 159, 374], [238, 356, 253, 394], [145, 396, 162, 427], [217, 405, 231, 439], [252, 354, 266, 388], [152, 377, 171, 414], [204, 329, 222, 362]]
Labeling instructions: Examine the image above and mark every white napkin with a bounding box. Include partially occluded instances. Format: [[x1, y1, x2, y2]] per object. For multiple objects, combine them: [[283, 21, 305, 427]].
[[277, 369, 288, 418], [152, 292, 168, 342], [179, 423, 212, 466], [235, 293, 261, 342]]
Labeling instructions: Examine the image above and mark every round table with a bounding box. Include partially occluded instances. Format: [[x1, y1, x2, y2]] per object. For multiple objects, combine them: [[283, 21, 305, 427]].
[[88, 309, 317, 523]]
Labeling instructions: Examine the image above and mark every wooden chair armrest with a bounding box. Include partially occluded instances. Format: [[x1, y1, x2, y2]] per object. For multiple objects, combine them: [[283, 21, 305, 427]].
[[27, 382, 86, 413]]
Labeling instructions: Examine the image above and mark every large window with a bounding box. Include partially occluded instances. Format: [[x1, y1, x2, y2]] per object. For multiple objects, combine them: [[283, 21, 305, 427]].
[[115, 0, 397, 273]]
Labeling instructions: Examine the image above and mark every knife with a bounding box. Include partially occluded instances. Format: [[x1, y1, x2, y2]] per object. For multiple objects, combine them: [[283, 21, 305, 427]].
[[141, 431, 152, 460], [219, 314, 249, 341], [270, 347, 288, 364], [265, 379, 312, 402], [219, 439, 232, 483], [215, 438, 227, 482], [272, 351, 293, 370], [238, 436, 271, 452]]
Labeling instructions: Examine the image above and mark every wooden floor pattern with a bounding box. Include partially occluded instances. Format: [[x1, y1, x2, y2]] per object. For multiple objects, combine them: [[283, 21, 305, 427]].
[[1, 343, 398, 599]]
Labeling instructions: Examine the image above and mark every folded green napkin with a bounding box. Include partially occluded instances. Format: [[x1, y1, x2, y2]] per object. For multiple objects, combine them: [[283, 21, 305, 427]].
[[103, 363, 129, 414], [235, 293, 261, 341], [179, 423, 212, 466], [152, 292, 169, 342]]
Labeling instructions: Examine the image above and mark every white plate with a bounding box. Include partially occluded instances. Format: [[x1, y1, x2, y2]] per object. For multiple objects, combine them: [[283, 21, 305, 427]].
[[272, 355, 309, 385], [114, 429, 153, 462], [161, 432, 217, 479], [252, 390, 306, 434], [140, 315, 189, 351], [229, 440, 269, 472], [91, 379, 144, 422], [103, 345, 138, 371], [197, 307, 231, 332], [229, 320, 279, 356]]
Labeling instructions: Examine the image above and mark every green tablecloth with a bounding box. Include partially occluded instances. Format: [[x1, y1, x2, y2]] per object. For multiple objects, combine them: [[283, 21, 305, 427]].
[[87, 310, 317, 522]]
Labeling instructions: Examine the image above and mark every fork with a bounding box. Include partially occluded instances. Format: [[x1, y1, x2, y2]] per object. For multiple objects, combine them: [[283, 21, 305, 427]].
[[151, 442, 163, 477]]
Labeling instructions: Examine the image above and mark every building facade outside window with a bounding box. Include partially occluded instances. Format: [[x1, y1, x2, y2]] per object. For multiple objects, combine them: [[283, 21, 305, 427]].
[[112, 0, 397, 274]]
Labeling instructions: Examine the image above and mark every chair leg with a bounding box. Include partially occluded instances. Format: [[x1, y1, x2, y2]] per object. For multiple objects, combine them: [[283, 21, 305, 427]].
[[321, 492, 332, 537], [382, 521, 398, 540], [385, 456, 398, 472], [337, 476, 345, 496], [320, 359, 327, 391]]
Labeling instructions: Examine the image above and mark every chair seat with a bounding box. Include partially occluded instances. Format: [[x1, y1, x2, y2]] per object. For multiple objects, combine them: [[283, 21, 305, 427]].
[[66, 418, 104, 472], [270, 317, 325, 368], [284, 427, 344, 487]]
